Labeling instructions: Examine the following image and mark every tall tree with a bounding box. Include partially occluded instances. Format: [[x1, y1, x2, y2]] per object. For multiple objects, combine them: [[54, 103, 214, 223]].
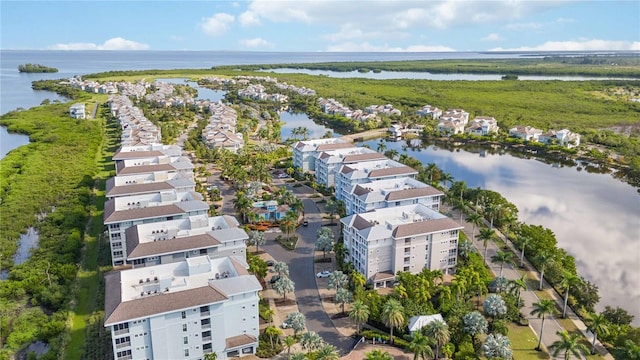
[[274, 261, 290, 277], [482, 333, 513, 360], [365, 349, 394, 360], [381, 299, 405, 344], [325, 198, 341, 224], [515, 235, 532, 267], [491, 250, 515, 277], [549, 330, 588, 360], [283, 336, 297, 359], [284, 312, 306, 337], [535, 251, 554, 290], [376, 139, 387, 153], [530, 299, 558, 351], [265, 325, 282, 348], [349, 300, 370, 333], [300, 331, 324, 352], [408, 332, 434, 360], [316, 234, 334, 260], [247, 230, 266, 253], [316, 344, 339, 360], [559, 271, 583, 318], [274, 276, 295, 302], [335, 288, 353, 314], [463, 311, 488, 346], [466, 212, 483, 241], [584, 312, 609, 355], [424, 319, 450, 360], [328, 270, 348, 291], [478, 227, 496, 265], [509, 274, 528, 307]]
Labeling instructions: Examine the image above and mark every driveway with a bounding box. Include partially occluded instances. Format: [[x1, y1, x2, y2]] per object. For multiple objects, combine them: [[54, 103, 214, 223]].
[[262, 183, 354, 354]]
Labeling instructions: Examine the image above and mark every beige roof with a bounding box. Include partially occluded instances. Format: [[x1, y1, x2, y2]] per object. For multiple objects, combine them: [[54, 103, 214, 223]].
[[103, 201, 184, 224], [352, 185, 370, 196], [226, 334, 258, 349], [368, 166, 416, 178], [372, 271, 395, 282], [352, 215, 373, 230], [104, 271, 228, 326], [106, 180, 174, 197], [343, 153, 386, 163], [112, 150, 163, 160], [126, 231, 222, 259], [385, 187, 443, 201], [392, 218, 462, 238]]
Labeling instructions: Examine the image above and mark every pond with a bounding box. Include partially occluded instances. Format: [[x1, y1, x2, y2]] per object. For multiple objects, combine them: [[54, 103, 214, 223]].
[[0, 126, 30, 159], [261, 68, 638, 81], [279, 111, 337, 140], [363, 138, 640, 323], [154, 78, 227, 102]]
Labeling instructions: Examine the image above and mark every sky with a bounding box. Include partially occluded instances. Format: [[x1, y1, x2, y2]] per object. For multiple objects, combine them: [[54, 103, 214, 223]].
[[1, 0, 639, 52]]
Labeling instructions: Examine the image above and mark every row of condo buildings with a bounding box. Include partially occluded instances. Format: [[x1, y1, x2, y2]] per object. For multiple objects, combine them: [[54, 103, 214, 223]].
[[416, 104, 580, 147], [103, 100, 260, 358], [317, 98, 400, 122], [237, 83, 288, 103], [293, 138, 462, 288], [201, 101, 244, 153]]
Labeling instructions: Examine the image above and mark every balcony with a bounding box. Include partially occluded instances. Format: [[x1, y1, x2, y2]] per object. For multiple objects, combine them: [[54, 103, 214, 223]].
[[201, 323, 211, 329], [117, 356, 132, 360], [202, 335, 212, 342], [114, 328, 129, 336], [200, 310, 210, 317], [116, 341, 131, 349]]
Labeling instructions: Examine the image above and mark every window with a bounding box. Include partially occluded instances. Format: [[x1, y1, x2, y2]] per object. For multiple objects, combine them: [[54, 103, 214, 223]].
[[184, 349, 190, 357], [183, 324, 188, 332], [181, 311, 186, 319], [113, 251, 123, 258], [183, 336, 189, 345], [116, 350, 131, 360]]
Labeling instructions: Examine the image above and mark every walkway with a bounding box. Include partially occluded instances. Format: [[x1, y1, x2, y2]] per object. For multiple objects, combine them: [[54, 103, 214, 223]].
[[445, 204, 612, 360]]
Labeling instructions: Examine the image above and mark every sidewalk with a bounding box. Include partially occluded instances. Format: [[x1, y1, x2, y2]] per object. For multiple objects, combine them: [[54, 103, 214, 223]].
[[445, 204, 612, 360]]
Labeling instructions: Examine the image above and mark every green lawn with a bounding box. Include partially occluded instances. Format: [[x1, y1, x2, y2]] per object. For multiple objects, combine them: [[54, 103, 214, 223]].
[[508, 323, 550, 360]]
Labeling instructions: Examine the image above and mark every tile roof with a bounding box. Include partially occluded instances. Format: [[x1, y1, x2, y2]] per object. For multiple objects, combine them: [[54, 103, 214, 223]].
[[116, 163, 176, 175], [392, 218, 462, 238], [343, 153, 386, 163], [112, 150, 164, 160], [106, 181, 174, 197], [352, 215, 373, 230], [103, 201, 184, 224], [385, 187, 443, 201], [226, 334, 258, 349], [352, 185, 370, 196], [372, 271, 395, 282], [125, 231, 222, 259], [316, 143, 354, 151], [368, 166, 417, 178]]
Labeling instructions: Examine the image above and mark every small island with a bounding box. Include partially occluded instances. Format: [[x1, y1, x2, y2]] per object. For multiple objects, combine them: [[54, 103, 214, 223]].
[[18, 63, 59, 73]]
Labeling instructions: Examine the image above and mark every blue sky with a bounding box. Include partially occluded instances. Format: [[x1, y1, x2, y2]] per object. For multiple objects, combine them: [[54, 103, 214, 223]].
[[1, 1, 639, 51]]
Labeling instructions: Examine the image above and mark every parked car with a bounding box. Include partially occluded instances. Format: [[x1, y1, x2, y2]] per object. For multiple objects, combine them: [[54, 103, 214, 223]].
[[266, 260, 275, 267], [302, 220, 309, 226], [270, 275, 281, 284], [280, 321, 291, 329], [316, 271, 331, 278], [278, 173, 289, 179]]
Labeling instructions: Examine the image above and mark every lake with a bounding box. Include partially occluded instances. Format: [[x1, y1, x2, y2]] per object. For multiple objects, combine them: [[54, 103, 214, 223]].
[[0, 126, 30, 159], [363, 138, 640, 323], [279, 111, 336, 140]]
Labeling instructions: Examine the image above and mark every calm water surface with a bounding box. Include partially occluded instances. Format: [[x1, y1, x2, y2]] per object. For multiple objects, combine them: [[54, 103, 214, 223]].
[[364, 139, 640, 322], [0, 126, 30, 159], [279, 111, 335, 140]]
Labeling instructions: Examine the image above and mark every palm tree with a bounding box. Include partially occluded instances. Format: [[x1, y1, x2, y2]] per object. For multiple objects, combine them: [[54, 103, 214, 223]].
[[549, 330, 588, 360], [247, 230, 266, 253], [585, 312, 609, 355], [279, 213, 297, 240], [265, 325, 282, 348], [408, 332, 434, 360], [384, 149, 399, 160], [300, 331, 323, 352], [467, 212, 483, 240], [335, 288, 353, 314], [283, 336, 297, 359], [264, 308, 275, 327], [478, 227, 496, 265], [365, 349, 394, 360], [615, 339, 640, 360], [441, 172, 454, 189], [325, 198, 341, 224], [381, 299, 405, 343], [515, 235, 532, 267], [535, 251, 554, 290], [491, 250, 515, 277], [233, 191, 252, 223], [274, 276, 295, 302], [316, 344, 340, 360], [509, 274, 528, 307], [482, 333, 513, 360], [462, 311, 488, 345], [289, 353, 306, 360], [376, 139, 387, 152], [530, 299, 558, 351], [559, 271, 583, 318], [349, 300, 370, 332], [424, 319, 450, 360]]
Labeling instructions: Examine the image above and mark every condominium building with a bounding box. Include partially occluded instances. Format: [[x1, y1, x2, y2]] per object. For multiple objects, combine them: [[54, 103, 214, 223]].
[[345, 177, 444, 215], [112, 144, 183, 164], [106, 177, 196, 199], [115, 155, 194, 178], [105, 256, 261, 360], [315, 147, 386, 187], [124, 214, 248, 268], [292, 138, 354, 172], [104, 190, 208, 266], [334, 159, 418, 202], [340, 204, 463, 288]]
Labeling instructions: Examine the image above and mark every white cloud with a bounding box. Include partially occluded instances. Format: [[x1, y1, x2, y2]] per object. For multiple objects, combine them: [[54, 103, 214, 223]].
[[199, 13, 235, 36], [326, 42, 455, 52], [323, 23, 410, 43], [239, 38, 273, 48], [48, 37, 149, 50], [169, 35, 183, 41], [239, 11, 261, 26], [482, 33, 503, 42], [491, 39, 640, 51]]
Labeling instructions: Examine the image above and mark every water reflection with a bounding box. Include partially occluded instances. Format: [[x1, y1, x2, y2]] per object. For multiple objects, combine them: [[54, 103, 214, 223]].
[[279, 111, 336, 140], [364, 138, 640, 323]]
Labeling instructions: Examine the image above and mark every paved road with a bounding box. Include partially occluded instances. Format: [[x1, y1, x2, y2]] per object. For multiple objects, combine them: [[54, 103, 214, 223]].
[[262, 184, 354, 354]]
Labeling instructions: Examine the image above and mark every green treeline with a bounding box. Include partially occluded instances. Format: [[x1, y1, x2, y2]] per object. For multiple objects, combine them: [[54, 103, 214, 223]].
[[213, 56, 640, 78], [0, 103, 103, 359], [18, 63, 59, 73], [32, 79, 86, 100]]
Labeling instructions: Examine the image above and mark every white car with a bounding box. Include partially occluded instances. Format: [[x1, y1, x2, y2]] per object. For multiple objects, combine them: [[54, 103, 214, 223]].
[[280, 321, 291, 329], [278, 173, 289, 178], [316, 271, 331, 278]]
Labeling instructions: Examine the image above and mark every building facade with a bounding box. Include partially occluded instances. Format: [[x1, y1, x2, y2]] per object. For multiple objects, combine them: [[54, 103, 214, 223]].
[[314, 147, 386, 188], [345, 177, 443, 215], [334, 159, 418, 202], [292, 138, 354, 172]]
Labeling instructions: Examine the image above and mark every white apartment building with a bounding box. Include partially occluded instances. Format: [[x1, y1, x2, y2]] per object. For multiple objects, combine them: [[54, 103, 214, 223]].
[[315, 147, 386, 188], [115, 156, 194, 178], [334, 159, 418, 202], [125, 214, 248, 268], [465, 116, 499, 136], [104, 256, 261, 360], [69, 103, 86, 119], [345, 177, 444, 215], [508, 125, 543, 141], [112, 144, 183, 164], [340, 204, 463, 287], [292, 138, 354, 172], [104, 190, 208, 266], [106, 177, 196, 199]]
